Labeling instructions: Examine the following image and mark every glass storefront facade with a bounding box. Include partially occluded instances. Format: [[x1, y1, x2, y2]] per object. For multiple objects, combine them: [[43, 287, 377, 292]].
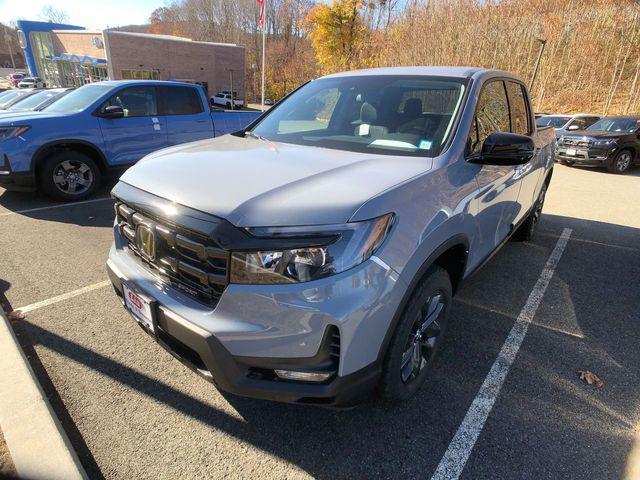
[[26, 30, 109, 87]]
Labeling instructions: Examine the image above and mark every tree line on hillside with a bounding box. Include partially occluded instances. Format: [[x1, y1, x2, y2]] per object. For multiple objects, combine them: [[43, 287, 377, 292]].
[[150, 0, 640, 114]]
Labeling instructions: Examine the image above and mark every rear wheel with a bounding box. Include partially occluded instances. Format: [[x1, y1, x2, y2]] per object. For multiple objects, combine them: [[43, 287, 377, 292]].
[[380, 266, 452, 402], [513, 181, 548, 242], [39, 151, 101, 201], [607, 149, 633, 174]]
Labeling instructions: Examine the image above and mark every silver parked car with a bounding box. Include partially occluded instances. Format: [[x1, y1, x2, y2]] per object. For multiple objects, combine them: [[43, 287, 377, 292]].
[[536, 113, 600, 138], [107, 67, 555, 406]]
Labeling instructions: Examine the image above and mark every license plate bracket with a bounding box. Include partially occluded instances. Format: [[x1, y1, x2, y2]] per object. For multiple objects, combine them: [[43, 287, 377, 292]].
[[123, 283, 156, 334]]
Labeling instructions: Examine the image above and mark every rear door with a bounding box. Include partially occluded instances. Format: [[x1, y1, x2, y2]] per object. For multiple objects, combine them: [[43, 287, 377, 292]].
[[160, 85, 214, 145], [505, 80, 544, 225], [470, 80, 522, 257], [97, 85, 167, 166]]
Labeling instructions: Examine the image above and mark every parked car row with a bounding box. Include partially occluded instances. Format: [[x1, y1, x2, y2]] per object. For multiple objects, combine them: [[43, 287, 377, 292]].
[[0, 88, 73, 113], [536, 112, 640, 174], [0, 80, 261, 199]]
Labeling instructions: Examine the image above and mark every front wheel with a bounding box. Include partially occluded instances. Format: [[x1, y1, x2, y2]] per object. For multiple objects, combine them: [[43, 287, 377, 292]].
[[40, 151, 101, 201], [607, 149, 633, 174], [380, 266, 452, 403]]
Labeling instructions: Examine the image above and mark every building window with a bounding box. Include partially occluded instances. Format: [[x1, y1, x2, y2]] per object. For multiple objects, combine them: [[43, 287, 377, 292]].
[[121, 69, 160, 80]]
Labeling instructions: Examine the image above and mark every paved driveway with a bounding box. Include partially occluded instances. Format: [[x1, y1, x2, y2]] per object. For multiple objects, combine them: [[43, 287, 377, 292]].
[[1, 165, 639, 479]]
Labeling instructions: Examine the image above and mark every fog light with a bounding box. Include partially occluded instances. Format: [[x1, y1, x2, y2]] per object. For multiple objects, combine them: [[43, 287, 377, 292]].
[[274, 369, 334, 382]]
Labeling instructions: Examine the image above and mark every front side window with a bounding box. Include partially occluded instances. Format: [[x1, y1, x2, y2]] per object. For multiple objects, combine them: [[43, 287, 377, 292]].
[[250, 75, 467, 157], [506, 81, 529, 135], [469, 80, 510, 153], [103, 86, 157, 117], [161, 86, 203, 115]]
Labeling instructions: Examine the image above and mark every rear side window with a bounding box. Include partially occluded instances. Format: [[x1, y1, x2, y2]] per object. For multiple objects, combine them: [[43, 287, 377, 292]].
[[103, 86, 157, 117], [505, 81, 529, 135], [469, 80, 510, 153], [161, 86, 204, 115]]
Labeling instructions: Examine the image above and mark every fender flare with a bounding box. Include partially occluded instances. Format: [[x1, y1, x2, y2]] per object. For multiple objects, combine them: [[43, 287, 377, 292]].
[[31, 139, 108, 174], [375, 233, 470, 363]]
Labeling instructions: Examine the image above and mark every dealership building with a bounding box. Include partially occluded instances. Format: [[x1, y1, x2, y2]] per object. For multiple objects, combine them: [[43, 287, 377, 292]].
[[16, 20, 245, 97]]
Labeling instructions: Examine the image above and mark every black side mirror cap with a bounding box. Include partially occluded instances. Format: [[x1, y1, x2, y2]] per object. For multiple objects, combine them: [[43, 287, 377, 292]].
[[469, 131, 535, 166], [100, 105, 124, 119]]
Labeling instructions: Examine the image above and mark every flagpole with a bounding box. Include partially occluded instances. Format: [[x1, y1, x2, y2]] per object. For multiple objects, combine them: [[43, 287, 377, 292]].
[[260, 1, 266, 112]]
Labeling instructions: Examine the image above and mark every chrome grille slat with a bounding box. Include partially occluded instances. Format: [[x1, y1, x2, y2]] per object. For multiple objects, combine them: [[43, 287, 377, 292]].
[[115, 201, 229, 307]]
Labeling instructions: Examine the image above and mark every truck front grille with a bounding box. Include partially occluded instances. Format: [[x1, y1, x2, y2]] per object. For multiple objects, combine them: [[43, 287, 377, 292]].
[[559, 137, 592, 148], [115, 202, 229, 308]]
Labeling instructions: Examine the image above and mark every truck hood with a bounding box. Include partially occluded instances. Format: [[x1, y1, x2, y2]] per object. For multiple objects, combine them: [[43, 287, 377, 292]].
[[562, 130, 633, 140], [120, 134, 432, 227], [0, 111, 69, 126]]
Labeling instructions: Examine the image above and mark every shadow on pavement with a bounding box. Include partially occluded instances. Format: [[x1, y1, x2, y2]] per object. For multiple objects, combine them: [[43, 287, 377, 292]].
[[0, 178, 118, 228]]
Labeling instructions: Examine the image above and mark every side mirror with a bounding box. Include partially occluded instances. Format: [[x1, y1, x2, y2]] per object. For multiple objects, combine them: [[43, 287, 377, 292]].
[[469, 132, 535, 166], [567, 124, 580, 131], [101, 105, 124, 119]]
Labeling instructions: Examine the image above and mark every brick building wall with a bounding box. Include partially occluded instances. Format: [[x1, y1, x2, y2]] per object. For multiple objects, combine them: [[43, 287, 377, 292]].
[[51, 30, 106, 58], [103, 31, 245, 97]]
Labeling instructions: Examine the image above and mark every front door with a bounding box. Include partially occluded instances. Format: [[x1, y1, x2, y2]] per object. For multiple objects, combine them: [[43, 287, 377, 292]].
[[98, 86, 167, 166], [469, 80, 522, 264]]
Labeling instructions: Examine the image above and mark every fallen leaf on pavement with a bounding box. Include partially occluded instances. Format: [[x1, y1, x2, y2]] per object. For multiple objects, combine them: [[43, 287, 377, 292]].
[[7, 310, 25, 320], [578, 370, 604, 388]]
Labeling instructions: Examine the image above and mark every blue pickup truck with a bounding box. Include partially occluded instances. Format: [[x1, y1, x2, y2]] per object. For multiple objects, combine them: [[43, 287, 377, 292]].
[[0, 80, 261, 200]]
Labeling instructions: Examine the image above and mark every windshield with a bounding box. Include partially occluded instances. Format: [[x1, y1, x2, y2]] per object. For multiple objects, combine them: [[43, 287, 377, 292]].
[[0, 90, 30, 108], [251, 75, 467, 157], [11, 90, 63, 110], [587, 117, 640, 133], [536, 116, 570, 128], [46, 84, 113, 113]]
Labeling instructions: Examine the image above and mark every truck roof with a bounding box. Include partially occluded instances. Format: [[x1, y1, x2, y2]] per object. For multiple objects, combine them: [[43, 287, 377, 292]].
[[92, 80, 203, 88], [320, 66, 519, 81]]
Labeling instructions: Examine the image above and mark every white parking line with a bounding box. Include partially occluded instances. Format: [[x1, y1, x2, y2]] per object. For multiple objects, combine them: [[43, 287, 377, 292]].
[[0, 197, 113, 217], [16, 281, 112, 314], [431, 228, 572, 480]]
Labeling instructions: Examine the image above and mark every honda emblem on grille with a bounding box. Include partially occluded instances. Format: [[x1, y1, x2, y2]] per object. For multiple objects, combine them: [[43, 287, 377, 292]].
[[136, 224, 156, 261]]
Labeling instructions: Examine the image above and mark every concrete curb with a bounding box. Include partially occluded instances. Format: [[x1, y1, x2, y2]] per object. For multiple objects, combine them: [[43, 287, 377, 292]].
[[0, 310, 88, 480]]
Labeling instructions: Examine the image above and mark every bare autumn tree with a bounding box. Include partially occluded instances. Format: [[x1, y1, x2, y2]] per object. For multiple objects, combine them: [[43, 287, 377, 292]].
[[39, 5, 70, 24], [146, 0, 316, 100]]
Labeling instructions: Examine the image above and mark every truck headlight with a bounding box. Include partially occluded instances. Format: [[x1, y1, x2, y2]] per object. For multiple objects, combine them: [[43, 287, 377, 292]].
[[230, 213, 395, 284], [0, 126, 30, 142], [594, 139, 617, 147]]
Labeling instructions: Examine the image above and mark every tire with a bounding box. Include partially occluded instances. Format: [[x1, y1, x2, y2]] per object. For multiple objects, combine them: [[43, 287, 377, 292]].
[[226, 102, 231, 108], [607, 149, 633, 174], [380, 266, 452, 403], [39, 150, 101, 201], [513, 181, 548, 242]]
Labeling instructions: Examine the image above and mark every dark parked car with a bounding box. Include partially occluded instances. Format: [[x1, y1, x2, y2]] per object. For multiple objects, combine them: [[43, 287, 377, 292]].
[[557, 115, 640, 174]]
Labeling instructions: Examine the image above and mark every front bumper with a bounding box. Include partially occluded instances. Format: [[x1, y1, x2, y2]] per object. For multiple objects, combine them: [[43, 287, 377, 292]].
[[107, 239, 405, 406], [556, 145, 615, 165]]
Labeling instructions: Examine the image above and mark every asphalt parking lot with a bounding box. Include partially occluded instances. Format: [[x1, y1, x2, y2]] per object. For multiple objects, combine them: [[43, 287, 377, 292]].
[[1, 164, 639, 480]]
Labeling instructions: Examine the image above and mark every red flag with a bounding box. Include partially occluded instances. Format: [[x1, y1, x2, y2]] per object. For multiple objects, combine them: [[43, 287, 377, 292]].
[[257, 0, 265, 28]]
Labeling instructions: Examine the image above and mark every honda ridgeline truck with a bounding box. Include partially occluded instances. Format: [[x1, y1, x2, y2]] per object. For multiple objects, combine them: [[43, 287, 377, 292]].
[[107, 67, 555, 406], [0, 81, 261, 200]]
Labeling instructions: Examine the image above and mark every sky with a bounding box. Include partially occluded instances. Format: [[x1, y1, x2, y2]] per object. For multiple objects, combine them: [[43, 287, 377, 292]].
[[0, 0, 165, 30]]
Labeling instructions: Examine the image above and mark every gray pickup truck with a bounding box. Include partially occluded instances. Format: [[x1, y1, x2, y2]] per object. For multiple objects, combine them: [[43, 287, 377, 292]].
[[107, 67, 555, 406]]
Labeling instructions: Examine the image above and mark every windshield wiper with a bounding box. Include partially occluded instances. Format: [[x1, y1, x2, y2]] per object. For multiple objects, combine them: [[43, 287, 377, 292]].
[[244, 130, 266, 141]]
